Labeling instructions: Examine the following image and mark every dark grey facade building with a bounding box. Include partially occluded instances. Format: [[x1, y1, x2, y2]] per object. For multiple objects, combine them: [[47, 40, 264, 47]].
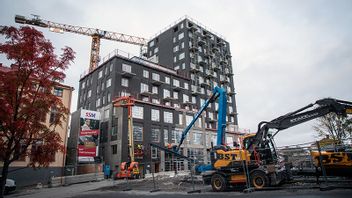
[[68, 17, 239, 175]]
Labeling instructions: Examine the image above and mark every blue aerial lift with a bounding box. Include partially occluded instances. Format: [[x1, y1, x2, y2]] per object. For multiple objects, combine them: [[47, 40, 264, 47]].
[[150, 86, 228, 172], [174, 86, 228, 152]]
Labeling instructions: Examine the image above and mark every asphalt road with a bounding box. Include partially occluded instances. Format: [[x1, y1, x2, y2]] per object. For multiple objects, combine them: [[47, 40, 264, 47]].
[[6, 175, 352, 198], [71, 189, 352, 198]]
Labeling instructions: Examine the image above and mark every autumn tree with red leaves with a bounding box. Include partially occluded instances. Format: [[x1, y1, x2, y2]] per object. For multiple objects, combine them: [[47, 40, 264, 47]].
[[0, 26, 75, 197]]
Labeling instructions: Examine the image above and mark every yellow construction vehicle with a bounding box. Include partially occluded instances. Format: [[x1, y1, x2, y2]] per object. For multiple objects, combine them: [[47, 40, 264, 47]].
[[113, 96, 140, 179], [203, 98, 352, 191]]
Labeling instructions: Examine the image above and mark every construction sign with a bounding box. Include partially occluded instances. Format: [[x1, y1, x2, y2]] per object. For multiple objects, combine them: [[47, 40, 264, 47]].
[[78, 109, 100, 162]]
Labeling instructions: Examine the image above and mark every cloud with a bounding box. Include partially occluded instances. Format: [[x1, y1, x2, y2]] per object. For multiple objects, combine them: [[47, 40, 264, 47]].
[[1, 0, 351, 146]]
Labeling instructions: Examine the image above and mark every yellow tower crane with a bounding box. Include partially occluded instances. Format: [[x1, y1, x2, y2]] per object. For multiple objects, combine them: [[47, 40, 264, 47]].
[[15, 14, 148, 72]]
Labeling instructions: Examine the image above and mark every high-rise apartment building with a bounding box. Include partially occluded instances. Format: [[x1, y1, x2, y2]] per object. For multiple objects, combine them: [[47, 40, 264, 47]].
[[68, 17, 239, 175]]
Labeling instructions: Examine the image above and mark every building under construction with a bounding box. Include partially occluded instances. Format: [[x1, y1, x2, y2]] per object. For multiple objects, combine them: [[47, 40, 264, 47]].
[[67, 17, 240, 175]]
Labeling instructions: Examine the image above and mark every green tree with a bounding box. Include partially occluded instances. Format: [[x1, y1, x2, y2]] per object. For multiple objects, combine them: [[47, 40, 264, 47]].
[[313, 113, 352, 143], [0, 26, 75, 197]]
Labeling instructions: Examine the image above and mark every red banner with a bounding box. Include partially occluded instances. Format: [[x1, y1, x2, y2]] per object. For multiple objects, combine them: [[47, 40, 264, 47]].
[[79, 129, 100, 136], [78, 145, 96, 157]]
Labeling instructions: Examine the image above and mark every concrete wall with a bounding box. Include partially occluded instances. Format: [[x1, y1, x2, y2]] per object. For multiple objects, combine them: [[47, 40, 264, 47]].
[[6, 166, 63, 187]]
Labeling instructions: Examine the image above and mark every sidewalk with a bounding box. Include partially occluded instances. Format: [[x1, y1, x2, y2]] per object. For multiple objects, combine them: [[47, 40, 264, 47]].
[[7, 179, 121, 198]]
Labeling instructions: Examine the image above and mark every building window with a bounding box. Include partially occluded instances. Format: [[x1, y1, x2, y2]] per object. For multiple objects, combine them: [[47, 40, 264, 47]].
[[183, 94, 189, 103], [87, 90, 91, 98], [163, 89, 170, 98], [96, 98, 101, 107], [152, 73, 160, 81], [112, 145, 117, 154], [154, 47, 159, 53], [107, 92, 111, 103], [193, 132, 203, 145], [152, 86, 158, 94], [122, 63, 131, 73], [121, 78, 129, 87], [53, 87, 63, 97], [140, 83, 149, 93], [104, 109, 109, 119], [149, 40, 155, 47], [179, 52, 185, 60], [184, 82, 189, 90], [186, 115, 193, 125], [110, 63, 113, 72], [181, 42, 184, 49], [171, 130, 181, 143], [98, 70, 103, 78], [192, 96, 196, 104], [173, 45, 179, 52], [101, 82, 105, 91], [152, 98, 160, 104], [164, 111, 173, 123], [143, 70, 149, 78], [142, 96, 149, 102], [173, 79, 180, 87], [112, 125, 118, 136], [164, 129, 169, 143], [151, 128, 160, 142], [178, 32, 184, 40], [173, 91, 178, 99], [133, 125, 143, 141], [165, 76, 170, 84], [179, 113, 183, 125], [106, 78, 111, 88], [151, 147, 158, 159], [151, 109, 160, 122], [200, 98, 205, 106], [132, 106, 143, 119], [49, 107, 58, 123], [173, 56, 177, 63]]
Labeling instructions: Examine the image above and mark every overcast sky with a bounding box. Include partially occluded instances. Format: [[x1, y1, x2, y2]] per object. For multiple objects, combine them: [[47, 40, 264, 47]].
[[1, 0, 351, 146]]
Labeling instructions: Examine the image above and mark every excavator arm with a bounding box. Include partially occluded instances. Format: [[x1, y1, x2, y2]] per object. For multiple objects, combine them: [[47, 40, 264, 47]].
[[247, 98, 352, 156]]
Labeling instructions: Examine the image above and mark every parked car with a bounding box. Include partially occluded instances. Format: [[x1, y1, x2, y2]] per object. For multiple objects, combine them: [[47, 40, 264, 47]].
[[0, 176, 16, 194]]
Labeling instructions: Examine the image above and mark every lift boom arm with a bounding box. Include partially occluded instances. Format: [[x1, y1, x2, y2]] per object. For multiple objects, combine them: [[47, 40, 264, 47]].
[[175, 86, 227, 152]]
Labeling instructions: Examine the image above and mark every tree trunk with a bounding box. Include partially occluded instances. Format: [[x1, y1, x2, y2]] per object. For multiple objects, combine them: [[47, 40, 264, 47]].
[[0, 160, 10, 198]]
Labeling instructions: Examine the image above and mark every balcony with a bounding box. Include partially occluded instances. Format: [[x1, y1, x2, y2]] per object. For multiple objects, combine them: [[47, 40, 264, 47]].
[[182, 100, 193, 107], [140, 91, 154, 96], [189, 45, 199, 52], [200, 81, 211, 88], [190, 63, 201, 73], [220, 76, 230, 84], [191, 85, 202, 95], [220, 60, 228, 65], [204, 53, 214, 59], [120, 70, 136, 78], [212, 65, 221, 71], [198, 39, 206, 46], [217, 41, 226, 47], [208, 118, 217, 123], [163, 96, 177, 102], [212, 47, 220, 53], [151, 79, 164, 86], [188, 25, 198, 32], [205, 70, 213, 79], [198, 59, 207, 66], [172, 85, 183, 91], [228, 90, 236, 96]]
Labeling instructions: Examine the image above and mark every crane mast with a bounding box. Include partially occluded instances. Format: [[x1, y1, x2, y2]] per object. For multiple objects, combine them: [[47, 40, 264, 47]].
[[15, 14, 148, 72]]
